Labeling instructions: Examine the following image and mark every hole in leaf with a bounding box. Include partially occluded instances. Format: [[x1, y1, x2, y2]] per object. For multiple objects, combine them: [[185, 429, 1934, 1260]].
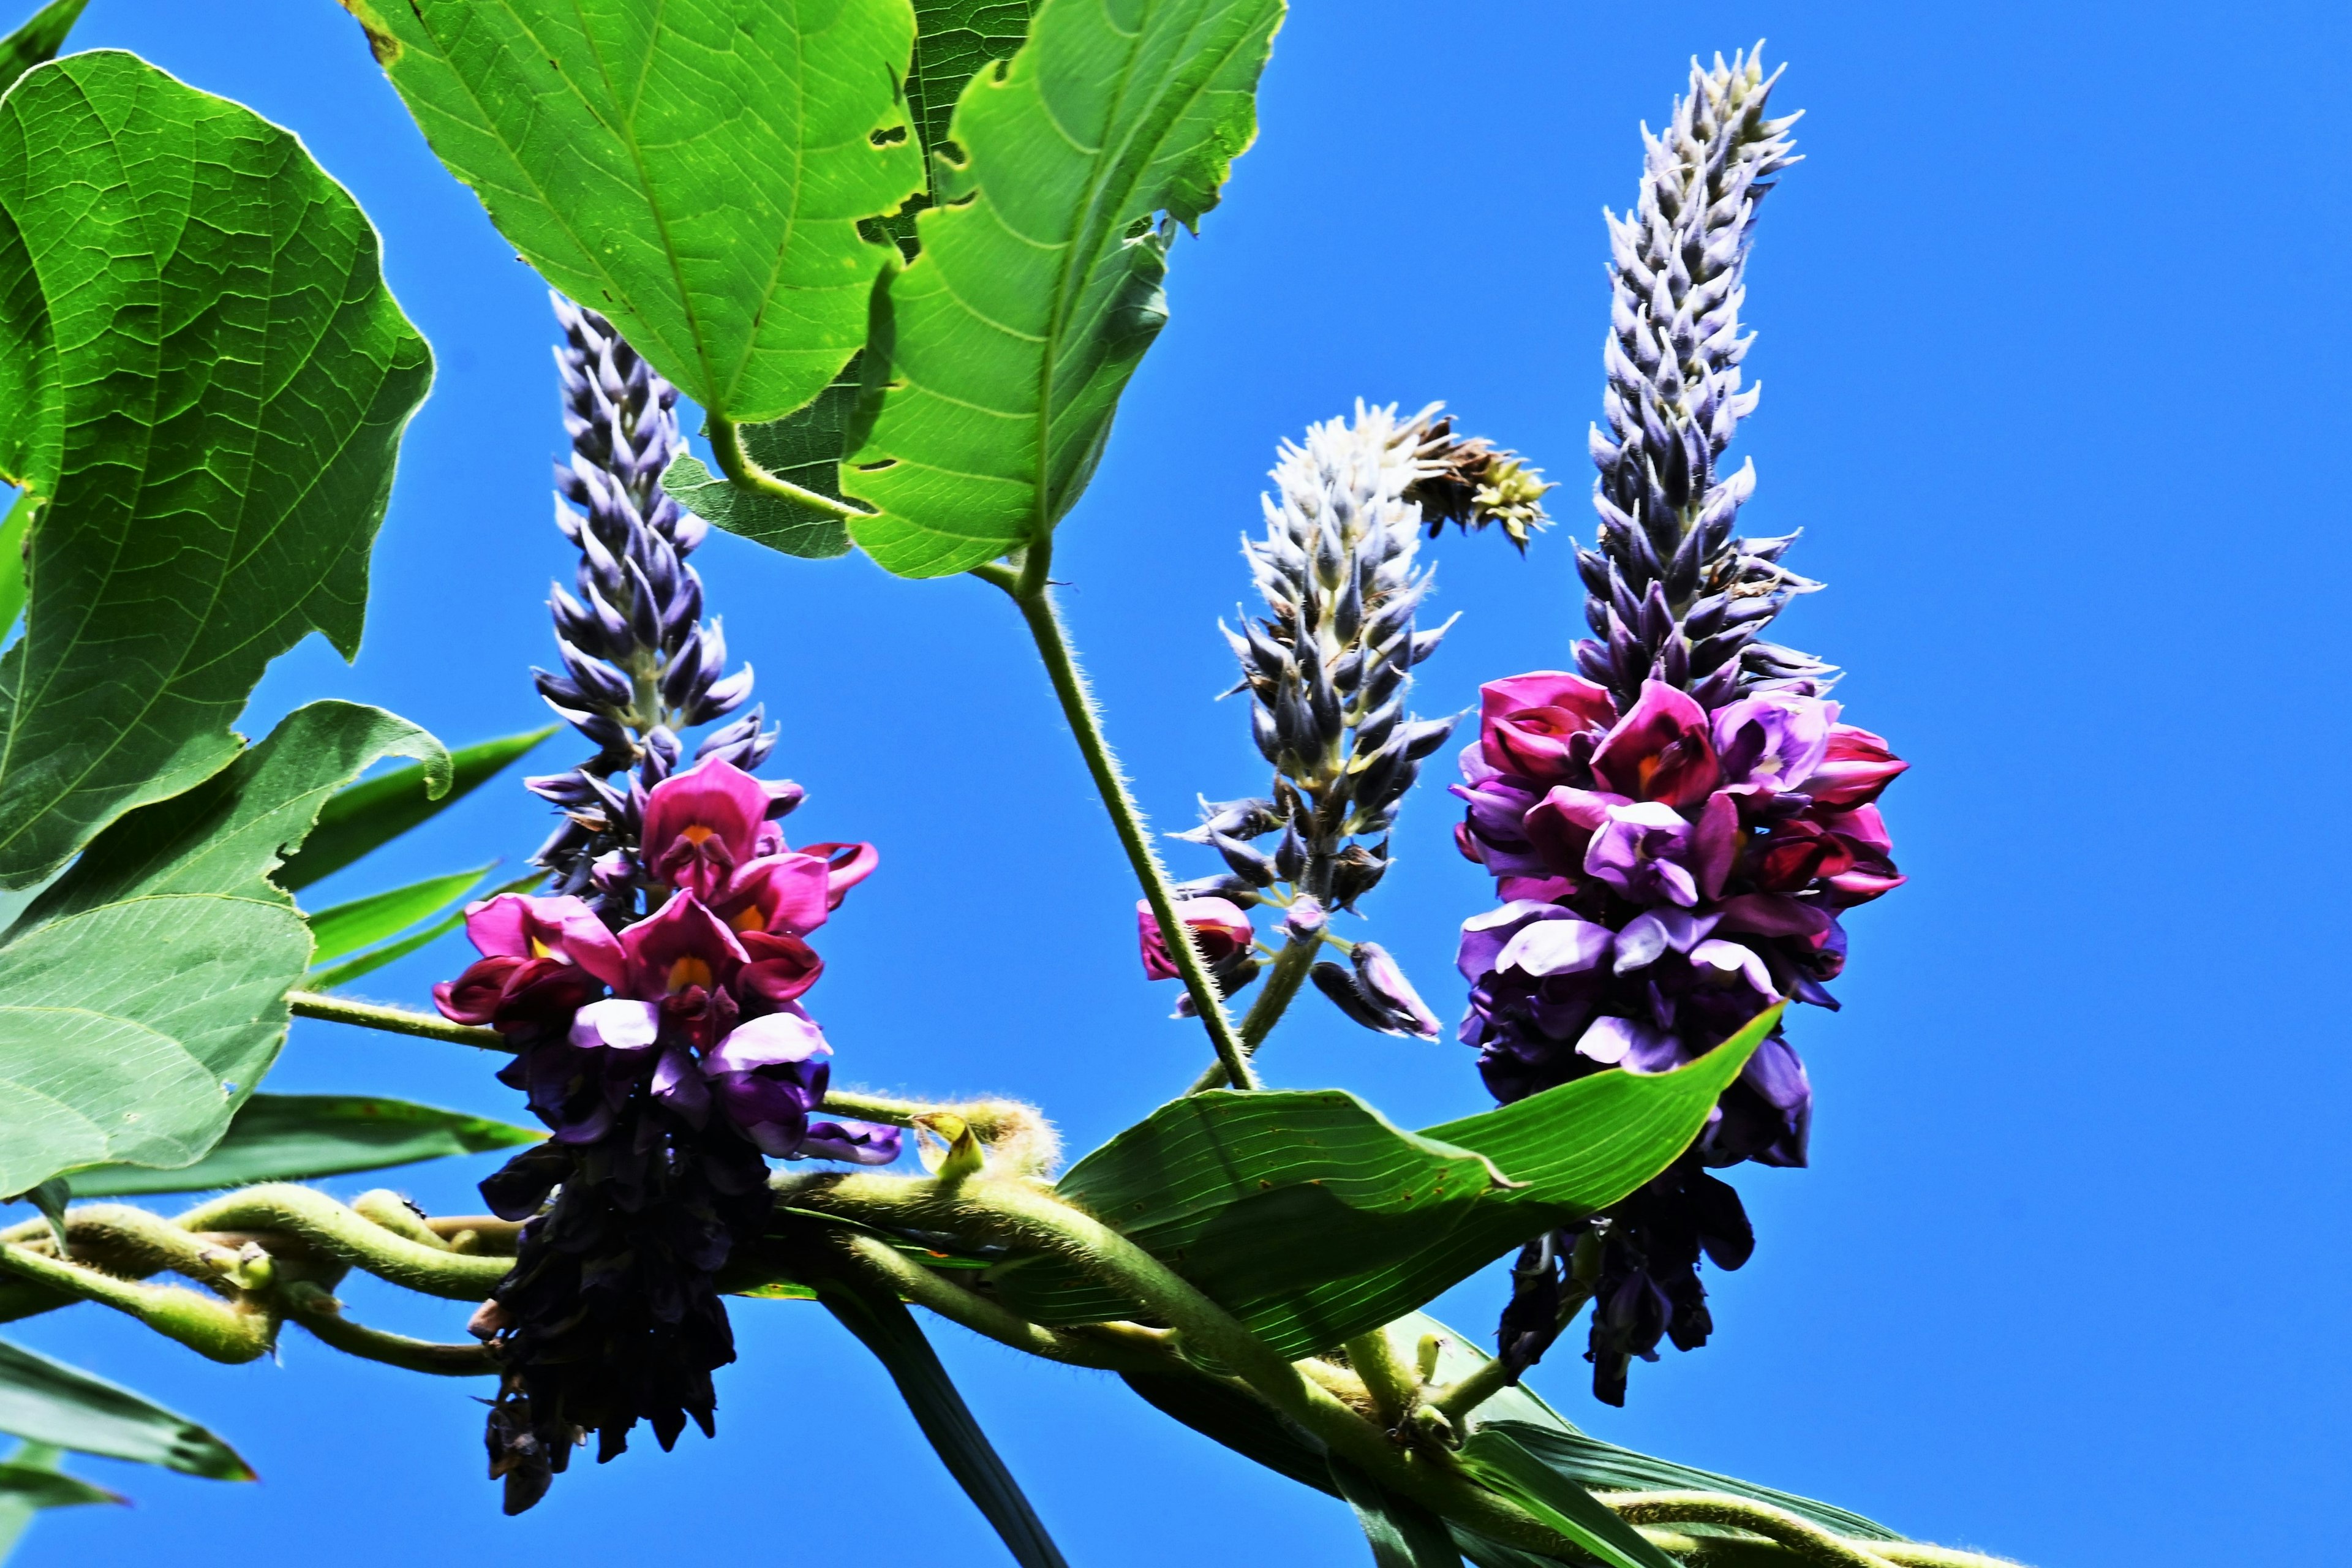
[[870, 125, 909, 146], [852, 459, 899, 473]]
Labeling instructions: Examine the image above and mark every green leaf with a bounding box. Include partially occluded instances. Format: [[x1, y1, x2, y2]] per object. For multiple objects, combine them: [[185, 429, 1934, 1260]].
[[992, 1016, 1772, 1360], [1330, 1455, 1466, 1568], [1456, 1430, 1679, 1568], [304, 867, 541, 990], [0, 1442, 123, 1564], [276, 726, 552, 891], [0, 50, 434, 891], [0, 0, 88, 97], [668, 4, 1036, 558], [0, 701, 448, 1194], [813, 1268, 1070, 1568], [304, 864, 490, 965], [66, 1092, 541, 1197], [665, 369, 863, 560], [1120, 1365, 1338, 1494], [842, 0, 1284, 577], [0, 1446, 119, 1512], [348, 0, 923, 424], [0, 491, 29, 639], [0, 1337, 252, 1479]]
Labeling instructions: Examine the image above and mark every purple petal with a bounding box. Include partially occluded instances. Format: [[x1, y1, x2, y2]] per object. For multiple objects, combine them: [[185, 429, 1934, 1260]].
[[796, 1120, 903, 1166], [568, 997, 661, 1053], [707, 1009, 830, 1075]]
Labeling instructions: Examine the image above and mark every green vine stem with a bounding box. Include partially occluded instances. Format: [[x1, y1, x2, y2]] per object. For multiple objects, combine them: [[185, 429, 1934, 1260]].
[[1189, 928, 1323, 1093], [825, 1232, 1174, 1376], [287, 991, 508, 1049], [704, 413, 869, 521], [778, 1168, 1594, 1559], [0, 1242, 273, 1363], [1607, 1493, 1902, 1568], [1341, 1325, 1417, 1427], [279, 1281, 497, 1377], [172, 1186, 510, 1300], [974, 539, 1259, 1090]]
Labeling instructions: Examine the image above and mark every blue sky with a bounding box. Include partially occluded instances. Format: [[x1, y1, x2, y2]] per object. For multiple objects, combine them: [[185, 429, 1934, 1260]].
[[9, 2, 2348, 1565]]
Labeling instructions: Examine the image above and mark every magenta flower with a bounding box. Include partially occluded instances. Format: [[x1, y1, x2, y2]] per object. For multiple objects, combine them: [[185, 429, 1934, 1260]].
[[1589, 680, 1722, 808], [1808, 725, 1908, 808], [639, 756, 772, 902], [433, 893, 626, 1033], [1137, 897, 1255, 981], [1477, 672, 1619, 783], [709, 851, 834, 938]]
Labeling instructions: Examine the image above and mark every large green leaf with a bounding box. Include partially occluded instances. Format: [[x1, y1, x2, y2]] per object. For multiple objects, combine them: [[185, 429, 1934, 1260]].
[[0, 701, 448, 1194], [347, 0, 922, 424], [67, 1093, 540, 1197], [0, 0, 88, 96], [842, 0, 1283, 576], [0, 1337, 251, 1479], [815, 1267, 1069, 1568], [276, 726, 550, 891], [990, 1016, 1771, 1360], [0, 50, 434, 890], [304, 864, 489, 965], [0, 490, 28, 638], [662, 2, 1036, 559]]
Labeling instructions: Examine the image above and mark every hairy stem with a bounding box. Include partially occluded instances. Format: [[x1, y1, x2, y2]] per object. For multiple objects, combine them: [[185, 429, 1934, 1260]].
[[827, 1232, 1172, 1376], [0, 1244, 273, 1363], [778, 1170, 1594, 1559], [1342, 1327, 1417, 1427], [978, 545, 1256, 1089], [173, 1187, 509, 1300], [287, 992, 508, 1049], [704, 414, 869, 521], [1189, 928, 1322, 1093], [1605, 1493, 1904, 1568], [279, 1282, 497, 1377]]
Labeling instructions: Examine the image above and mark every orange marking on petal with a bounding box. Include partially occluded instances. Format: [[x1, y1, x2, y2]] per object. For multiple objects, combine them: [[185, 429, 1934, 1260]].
[[668, 957, 714, 992]]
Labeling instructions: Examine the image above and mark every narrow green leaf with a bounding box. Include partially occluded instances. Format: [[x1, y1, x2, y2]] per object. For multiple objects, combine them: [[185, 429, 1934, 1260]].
[[0, 701, 447, 1194], [0, 50, 434, 889], [0, 1442, 123, 1565], [0, 1446, 119, 1511], [304, 864, 490, 965], [992, 1017, 1770, 1360], [1330, 1456, 1466, 1568], [276, 726, 552, 891], [67, 1093, 541, 1197], [815, 1270, 1070, 1568], [0, 0, 89, 97], [0, 1338, 252, 1479], [347, 0, 923, 423], [304, 867, 541, 990], [0, 491, 29, 637], [843, 0, 1284, 576], [1456, 1430, 1679, 1568]]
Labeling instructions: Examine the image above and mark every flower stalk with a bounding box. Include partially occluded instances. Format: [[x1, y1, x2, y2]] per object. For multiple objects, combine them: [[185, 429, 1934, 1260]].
[[975, 541, 1259, 1090]]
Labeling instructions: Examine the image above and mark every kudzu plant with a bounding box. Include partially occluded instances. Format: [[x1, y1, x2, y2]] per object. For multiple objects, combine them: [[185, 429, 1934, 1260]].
[[0, 4, 1995, 1565]]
